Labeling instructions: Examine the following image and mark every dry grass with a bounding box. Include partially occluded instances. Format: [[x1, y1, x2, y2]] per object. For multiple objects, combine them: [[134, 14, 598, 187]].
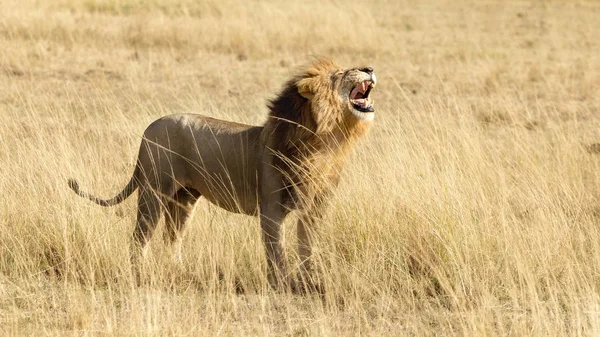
[[1, 0, 600, 335]]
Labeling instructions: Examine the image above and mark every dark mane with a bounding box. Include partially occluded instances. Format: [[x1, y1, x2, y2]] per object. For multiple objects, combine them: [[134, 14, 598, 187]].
[[265, 79, 315, 146], [263, 57, 341, 156]]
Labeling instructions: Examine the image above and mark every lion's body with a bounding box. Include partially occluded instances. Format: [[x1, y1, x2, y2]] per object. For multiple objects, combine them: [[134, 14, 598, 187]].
[[139, 115, 262, 215], [69, 58, 377, 292]]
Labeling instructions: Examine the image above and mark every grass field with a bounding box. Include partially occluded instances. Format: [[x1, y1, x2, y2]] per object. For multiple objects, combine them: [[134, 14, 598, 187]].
[[1, 0, 600, 335]]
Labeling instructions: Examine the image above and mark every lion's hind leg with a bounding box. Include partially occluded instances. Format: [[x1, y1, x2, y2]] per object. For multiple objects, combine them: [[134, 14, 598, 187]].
[[164, 188, 201, 264], [129, 186, 166, 285], [131, 187, 164, 263]]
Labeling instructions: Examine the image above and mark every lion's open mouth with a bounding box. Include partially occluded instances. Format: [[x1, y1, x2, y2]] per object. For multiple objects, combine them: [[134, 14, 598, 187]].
[[350, 80, 375, 113]]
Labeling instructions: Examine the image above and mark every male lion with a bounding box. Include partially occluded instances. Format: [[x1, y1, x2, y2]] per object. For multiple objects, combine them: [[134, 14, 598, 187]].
[[68, 58, 377, 291]]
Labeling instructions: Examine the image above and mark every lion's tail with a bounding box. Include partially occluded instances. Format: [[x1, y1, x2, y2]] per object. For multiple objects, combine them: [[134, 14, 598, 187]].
[[68, 167, 139, 207]]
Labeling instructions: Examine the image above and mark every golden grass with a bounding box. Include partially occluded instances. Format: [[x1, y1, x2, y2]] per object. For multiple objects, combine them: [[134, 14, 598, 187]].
[[1, 0, 600, 335]]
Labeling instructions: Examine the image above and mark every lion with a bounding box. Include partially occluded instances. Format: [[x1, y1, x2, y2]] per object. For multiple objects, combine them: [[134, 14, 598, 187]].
[[68, 58, 377, 292]]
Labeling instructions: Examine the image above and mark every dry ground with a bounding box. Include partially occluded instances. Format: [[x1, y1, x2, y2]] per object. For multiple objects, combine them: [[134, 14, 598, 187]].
[[1, 0, 600, 335]]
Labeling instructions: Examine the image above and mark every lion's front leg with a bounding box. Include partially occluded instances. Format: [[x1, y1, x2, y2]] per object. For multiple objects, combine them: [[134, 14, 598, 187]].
[[295, 190, 333, 294], [297, 213, 315, 274], [296, 215, 315, 290], [296, 210, 327, 294], [259, 206, 291, 290]]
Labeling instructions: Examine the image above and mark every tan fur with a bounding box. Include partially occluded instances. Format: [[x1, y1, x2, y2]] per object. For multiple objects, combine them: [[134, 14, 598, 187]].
[[68, 58, 377, 292]]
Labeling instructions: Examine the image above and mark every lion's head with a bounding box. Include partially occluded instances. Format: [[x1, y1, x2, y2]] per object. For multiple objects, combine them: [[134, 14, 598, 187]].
[[267, 58, 377, 140]]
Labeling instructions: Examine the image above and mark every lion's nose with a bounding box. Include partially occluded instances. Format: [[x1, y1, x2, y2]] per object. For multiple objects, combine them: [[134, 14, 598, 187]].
[[360, 67, 374, 74]]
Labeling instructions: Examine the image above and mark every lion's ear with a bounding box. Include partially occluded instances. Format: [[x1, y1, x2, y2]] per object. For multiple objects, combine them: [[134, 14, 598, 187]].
[[296, 78, 315, 99]]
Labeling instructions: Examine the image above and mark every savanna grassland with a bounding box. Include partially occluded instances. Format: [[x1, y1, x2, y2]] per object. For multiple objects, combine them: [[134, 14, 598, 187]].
[[1, 0, 600, 335]]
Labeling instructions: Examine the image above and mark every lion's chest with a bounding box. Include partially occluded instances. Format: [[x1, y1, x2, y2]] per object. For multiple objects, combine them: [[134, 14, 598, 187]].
[[277, 155, 342, 210]]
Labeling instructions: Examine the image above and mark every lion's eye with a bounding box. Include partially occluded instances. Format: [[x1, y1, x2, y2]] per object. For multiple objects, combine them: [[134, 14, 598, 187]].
[[330, 72, 341, 83]]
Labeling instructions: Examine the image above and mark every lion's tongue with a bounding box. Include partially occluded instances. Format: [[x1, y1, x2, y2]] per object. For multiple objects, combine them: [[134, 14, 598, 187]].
[[352, 98, 369, 108]]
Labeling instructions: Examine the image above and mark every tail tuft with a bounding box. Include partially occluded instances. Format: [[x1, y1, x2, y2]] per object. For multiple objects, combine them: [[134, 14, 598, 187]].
[[68, 178, 80, 193]]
